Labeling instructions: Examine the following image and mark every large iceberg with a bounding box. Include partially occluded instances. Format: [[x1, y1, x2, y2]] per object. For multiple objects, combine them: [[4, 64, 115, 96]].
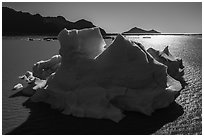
[[17, 27, 184, 122]]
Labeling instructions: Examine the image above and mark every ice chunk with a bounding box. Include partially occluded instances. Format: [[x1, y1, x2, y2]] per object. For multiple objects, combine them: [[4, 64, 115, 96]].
[[20, 28, 184, 123], [12, 83, 23, 90], [32, 55, 61, 79], [19, 71, 35, 83]]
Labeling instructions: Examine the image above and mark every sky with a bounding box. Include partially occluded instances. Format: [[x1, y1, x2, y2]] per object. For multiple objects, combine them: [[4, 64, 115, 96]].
[[2, 2, 202, 33]]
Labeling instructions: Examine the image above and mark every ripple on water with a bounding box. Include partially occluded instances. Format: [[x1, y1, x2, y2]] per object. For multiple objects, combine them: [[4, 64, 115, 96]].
[[128, 36, 202, 135]]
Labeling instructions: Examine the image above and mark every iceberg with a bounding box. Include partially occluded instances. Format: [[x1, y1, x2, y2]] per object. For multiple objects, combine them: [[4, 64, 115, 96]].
[[16, 27, 185, 122]]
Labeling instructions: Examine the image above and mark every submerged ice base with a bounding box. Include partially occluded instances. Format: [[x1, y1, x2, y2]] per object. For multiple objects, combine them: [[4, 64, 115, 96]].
[[17, 27, 184, 122]]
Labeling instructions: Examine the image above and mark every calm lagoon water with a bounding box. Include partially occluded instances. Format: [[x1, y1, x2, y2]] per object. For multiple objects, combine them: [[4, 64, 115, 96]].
[[2, 35, 202, 134]]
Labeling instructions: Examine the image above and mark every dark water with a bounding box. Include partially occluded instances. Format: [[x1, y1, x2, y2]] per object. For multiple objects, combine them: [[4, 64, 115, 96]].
[[2, 35, 202, 134], [2, 37, 60, 134]]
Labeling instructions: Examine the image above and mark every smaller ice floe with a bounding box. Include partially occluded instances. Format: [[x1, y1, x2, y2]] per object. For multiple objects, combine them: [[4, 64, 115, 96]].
[[32, 55, 61, 80], [12, 83, 23, 90], [19, 71, 35, 83], [26, 38, 43, 41], [14, 55, 61, 95], [17, 71, 48, 96], [17, 55, 61, 95], [27, 38, 34, 41], [43, 37, 58, 41]]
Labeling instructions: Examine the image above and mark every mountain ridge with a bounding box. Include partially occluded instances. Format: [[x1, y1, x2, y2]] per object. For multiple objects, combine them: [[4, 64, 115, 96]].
[[2, 7, 106, 36], [123, 27, 160, 34], [3, 7, 161, 36]]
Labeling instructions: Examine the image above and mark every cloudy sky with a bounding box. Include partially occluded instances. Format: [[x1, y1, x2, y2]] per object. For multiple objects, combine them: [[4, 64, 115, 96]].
[[2, 2, 202, 33]]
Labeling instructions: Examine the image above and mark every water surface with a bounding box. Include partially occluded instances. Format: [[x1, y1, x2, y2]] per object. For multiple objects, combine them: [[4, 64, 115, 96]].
[[2, 35, 202, 134]]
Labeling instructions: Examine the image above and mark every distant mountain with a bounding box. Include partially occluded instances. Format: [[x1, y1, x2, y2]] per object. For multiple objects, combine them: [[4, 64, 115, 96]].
[[2, 7, 106, 36], [123, 27, 160, 34]]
